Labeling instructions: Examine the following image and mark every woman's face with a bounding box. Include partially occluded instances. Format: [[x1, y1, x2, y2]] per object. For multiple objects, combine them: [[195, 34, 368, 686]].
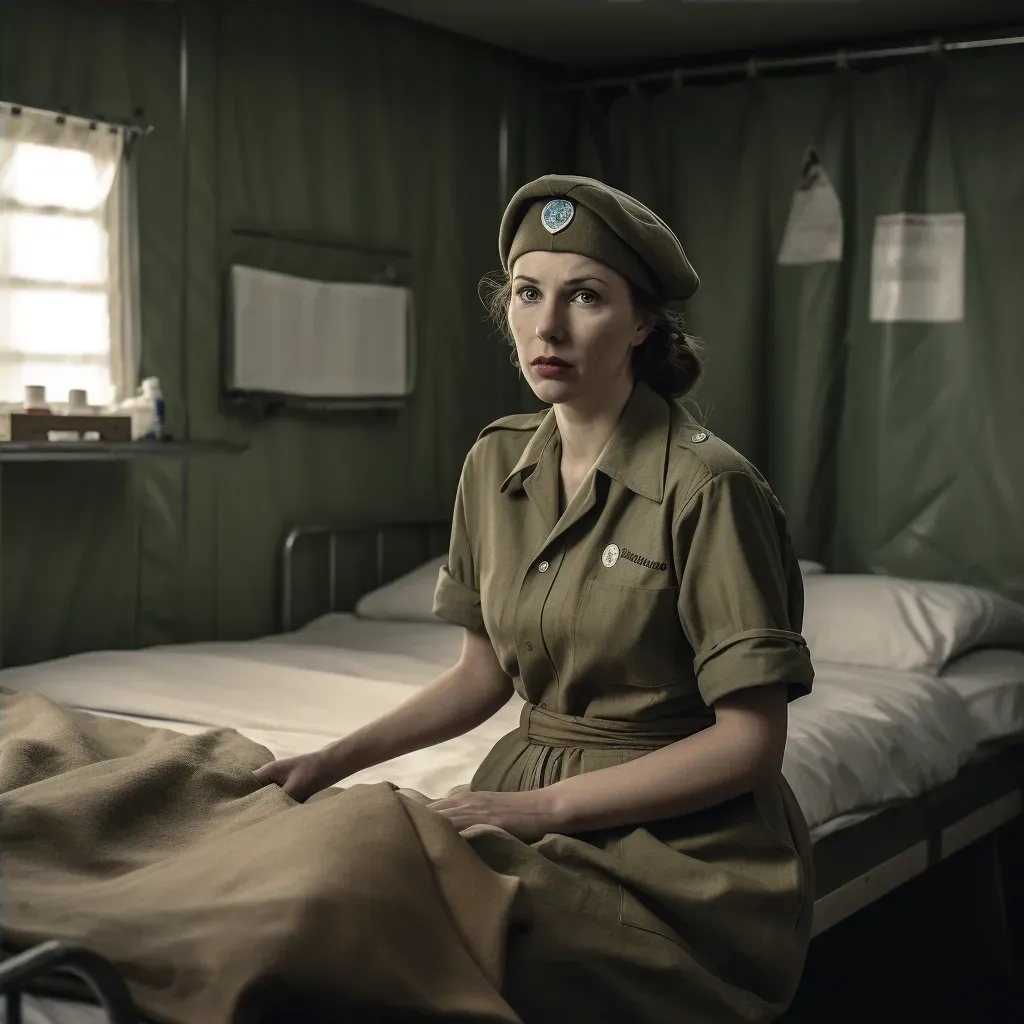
[[508, 250, 650, 408]]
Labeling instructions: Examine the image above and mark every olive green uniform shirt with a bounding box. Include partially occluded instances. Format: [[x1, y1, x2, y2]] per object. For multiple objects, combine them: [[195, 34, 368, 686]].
[[433, 381, 815, 1023], [434, 379, 813, 718]]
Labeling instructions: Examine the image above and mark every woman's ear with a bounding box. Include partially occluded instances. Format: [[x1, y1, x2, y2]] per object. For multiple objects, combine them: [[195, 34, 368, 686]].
[[632, 314, 655, 348]]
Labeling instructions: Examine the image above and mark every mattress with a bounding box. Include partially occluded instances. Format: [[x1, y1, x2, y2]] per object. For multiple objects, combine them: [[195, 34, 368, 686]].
[[3, 615, 1023, 1024], [1, 612, 1009, 833]]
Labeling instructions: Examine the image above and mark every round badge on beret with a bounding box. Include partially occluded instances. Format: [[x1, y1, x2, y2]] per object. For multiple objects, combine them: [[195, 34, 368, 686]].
[[541, 198, 574, 234]]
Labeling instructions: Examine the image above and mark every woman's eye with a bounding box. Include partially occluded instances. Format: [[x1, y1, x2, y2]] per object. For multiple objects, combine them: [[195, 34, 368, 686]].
[[515, 287, 598, 304]]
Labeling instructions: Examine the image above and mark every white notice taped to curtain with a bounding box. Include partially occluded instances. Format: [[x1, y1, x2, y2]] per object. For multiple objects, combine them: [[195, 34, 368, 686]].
[[777, 148, 843, 265], [870, 213, 965, 323]]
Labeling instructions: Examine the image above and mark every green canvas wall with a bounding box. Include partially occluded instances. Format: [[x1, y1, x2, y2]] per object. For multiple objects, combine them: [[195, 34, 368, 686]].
[[3, 1, 1021, 670], [0, 0, 569, 667], [574, 52, 1024, 601]]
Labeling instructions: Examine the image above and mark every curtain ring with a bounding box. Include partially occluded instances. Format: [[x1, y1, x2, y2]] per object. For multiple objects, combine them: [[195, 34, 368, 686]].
[[745, 57, 759, 79], [929, 37, 945, 60], [672, 68, 683, 92], [835, 49, 849, 71]]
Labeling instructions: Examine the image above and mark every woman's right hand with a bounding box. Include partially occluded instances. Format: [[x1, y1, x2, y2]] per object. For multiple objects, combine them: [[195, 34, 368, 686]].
[[252, 746, 348, 803]]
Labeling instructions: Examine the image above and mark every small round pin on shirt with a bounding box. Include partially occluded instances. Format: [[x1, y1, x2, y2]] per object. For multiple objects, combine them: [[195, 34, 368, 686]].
[[602, 544, 620, 567], [691, 432, 708, 443]]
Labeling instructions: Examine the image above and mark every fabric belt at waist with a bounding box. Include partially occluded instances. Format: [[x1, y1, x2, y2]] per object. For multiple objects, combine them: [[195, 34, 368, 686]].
[[518, 702, 711, 751]]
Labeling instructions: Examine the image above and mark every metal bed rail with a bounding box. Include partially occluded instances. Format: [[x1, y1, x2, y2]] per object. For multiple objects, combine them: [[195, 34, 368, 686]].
[[0, 941, 137, 1024], [278, 518, 452, 634]]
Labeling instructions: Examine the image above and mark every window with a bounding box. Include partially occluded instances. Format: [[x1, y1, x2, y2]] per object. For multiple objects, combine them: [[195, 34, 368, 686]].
[[0, 104, 135, 410]]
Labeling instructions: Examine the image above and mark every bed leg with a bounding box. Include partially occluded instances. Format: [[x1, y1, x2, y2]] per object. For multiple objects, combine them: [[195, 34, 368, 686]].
[[4, 989, 24, 1024], [968, 832, 1022, 1013]]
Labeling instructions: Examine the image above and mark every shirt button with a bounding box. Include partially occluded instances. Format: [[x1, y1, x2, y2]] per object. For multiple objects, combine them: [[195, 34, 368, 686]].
[[538, 560, 549, 572], [525, 641, 534, 651], [540, 702, 548, 709]]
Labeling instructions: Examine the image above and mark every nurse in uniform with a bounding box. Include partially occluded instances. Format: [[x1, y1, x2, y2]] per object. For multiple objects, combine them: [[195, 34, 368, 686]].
[[257, 174, 816, 1023]]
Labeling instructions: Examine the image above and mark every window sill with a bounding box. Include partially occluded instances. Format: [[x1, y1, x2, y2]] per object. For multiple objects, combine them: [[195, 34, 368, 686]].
[[0, 440, 248, 462]]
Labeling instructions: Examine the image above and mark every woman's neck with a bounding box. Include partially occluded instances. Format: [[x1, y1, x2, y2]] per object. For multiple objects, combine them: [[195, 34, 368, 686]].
[[553, 376, 635, 473]]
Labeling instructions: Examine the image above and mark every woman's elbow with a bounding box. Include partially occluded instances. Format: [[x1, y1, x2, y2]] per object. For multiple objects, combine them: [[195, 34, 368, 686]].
[[713, 684, 790, 784]]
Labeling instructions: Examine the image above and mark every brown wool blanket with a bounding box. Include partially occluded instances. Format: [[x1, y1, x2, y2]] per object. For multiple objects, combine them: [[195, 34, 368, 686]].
[[0, 688, 523, 1024]]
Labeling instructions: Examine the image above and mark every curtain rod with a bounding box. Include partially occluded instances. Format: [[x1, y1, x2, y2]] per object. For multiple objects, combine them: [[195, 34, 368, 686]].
[[0, 100, 153, 137], [547, 29, 1024, 93]]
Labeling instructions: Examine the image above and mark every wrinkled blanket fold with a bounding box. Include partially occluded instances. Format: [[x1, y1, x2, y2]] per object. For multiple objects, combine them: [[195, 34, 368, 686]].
[[0, 688, 522, 1023]]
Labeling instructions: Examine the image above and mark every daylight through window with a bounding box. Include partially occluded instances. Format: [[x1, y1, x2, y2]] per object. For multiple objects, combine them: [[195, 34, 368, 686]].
[[0, 105, 129, 409]]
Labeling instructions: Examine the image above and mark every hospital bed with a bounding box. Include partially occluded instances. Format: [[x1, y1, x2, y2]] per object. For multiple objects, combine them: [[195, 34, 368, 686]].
[[2, 519, 1023, 1024]]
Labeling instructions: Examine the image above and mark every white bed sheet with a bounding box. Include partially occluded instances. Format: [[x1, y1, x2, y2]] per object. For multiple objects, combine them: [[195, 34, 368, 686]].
[[939, 647, 1024, 743], [0, 613, 988, 834], [3, 615, 1021, 1024]]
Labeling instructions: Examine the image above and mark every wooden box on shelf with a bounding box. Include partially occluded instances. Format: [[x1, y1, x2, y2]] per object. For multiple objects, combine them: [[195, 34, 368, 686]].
[[1, 412, 132, 443]]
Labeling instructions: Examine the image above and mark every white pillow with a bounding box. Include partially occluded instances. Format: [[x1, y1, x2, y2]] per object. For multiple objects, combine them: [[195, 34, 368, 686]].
[[801, 574, 1024, 674], [799, 560, 826, 576], [355, 555, 447, 623]]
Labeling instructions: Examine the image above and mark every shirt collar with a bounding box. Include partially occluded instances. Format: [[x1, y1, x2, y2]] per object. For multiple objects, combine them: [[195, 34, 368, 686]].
[[499, 380, 670, 502]]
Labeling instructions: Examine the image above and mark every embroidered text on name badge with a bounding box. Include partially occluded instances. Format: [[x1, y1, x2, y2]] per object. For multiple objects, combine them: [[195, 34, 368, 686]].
[[620, 548, 668, 571]]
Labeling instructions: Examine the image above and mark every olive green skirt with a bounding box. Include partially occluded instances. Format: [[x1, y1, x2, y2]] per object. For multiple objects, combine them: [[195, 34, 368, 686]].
[[463, 703, 815, 1024]]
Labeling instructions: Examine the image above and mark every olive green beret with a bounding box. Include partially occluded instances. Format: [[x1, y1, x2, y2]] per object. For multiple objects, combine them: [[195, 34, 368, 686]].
[[498, 174, 699, 302]]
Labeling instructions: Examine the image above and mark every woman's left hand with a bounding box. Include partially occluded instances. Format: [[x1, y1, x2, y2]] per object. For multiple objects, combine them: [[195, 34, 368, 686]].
[[428, 788, 558, 843]]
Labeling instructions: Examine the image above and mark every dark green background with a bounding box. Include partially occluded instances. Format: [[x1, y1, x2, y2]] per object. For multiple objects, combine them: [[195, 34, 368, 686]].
[[2, 1, 1020, 667]]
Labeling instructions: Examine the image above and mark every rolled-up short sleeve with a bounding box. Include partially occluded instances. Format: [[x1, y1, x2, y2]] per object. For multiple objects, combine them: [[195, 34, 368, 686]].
[[674, 470, 813, 706], [432, 460, 487, 634]]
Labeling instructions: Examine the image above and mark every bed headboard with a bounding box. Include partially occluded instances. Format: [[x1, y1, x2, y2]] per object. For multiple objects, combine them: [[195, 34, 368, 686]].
[[278, 519, 452, 633]]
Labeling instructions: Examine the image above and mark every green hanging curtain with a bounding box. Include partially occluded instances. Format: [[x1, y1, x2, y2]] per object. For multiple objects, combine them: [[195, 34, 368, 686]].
[[575, 50, 1024, 600]]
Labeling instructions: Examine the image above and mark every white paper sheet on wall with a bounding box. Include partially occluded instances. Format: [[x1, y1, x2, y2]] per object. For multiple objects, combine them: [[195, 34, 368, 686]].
[[777, 148, 843, 265], [228, 265, 413, 398], [870, 213, 966, 323]]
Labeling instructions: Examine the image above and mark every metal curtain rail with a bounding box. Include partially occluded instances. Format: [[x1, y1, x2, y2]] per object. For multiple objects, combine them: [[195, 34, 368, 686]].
[[547, 29, 1024, 92], [0, 100, 153, 137]]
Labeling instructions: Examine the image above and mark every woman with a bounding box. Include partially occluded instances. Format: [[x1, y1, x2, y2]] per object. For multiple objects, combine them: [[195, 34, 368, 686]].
[[256, 174, 815, 1023]]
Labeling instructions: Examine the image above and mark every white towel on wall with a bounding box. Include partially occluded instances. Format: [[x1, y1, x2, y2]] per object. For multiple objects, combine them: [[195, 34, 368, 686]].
[[228, 264, 412, 398]]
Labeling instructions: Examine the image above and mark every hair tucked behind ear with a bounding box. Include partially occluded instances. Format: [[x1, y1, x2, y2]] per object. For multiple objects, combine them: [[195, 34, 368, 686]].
[[627, 285, 704, 401], [477, 271, 704, 401]]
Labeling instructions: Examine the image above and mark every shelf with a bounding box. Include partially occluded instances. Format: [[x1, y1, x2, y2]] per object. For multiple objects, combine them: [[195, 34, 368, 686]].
[[0, 440, 249, 463]]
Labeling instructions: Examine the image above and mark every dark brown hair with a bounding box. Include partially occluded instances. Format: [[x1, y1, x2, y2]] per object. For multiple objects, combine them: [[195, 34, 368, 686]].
[[477, 271, 703, 401]]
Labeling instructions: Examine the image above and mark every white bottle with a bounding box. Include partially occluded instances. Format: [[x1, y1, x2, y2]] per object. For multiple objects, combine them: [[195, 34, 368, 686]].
[[140, 377, 165, 440]]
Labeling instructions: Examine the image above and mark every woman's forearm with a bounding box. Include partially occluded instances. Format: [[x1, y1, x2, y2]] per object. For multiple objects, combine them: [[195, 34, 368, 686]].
[[542, 703, 785, 834], [325, 665, 513, 777]]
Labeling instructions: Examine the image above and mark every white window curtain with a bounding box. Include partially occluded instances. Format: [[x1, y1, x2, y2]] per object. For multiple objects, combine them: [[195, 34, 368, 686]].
[[0, 103, 140, 411]]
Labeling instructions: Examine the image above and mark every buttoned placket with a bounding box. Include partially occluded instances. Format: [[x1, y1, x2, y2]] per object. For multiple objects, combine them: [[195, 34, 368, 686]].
[[511, 451, 601, 708]]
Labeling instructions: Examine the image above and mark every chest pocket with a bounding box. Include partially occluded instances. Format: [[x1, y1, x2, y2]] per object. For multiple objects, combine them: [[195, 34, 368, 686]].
[[572, 579, 690, 687]]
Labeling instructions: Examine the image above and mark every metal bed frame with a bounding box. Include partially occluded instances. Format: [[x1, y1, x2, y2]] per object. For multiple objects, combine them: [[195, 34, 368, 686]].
[[2, 519, 1021, 1021], [278, 518, 453, 633]]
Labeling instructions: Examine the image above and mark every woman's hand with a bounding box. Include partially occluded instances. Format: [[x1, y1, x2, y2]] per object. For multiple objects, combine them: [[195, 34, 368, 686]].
[[428, 788, 558, 843], [253, 748, 346, 803]]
